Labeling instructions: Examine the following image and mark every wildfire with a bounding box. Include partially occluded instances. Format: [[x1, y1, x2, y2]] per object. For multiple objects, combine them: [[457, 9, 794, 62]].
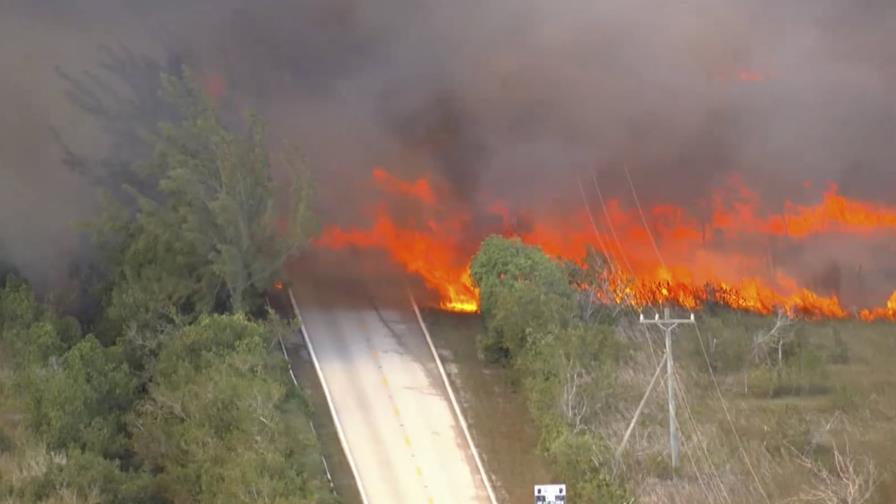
[[859, 291, 896, 322], [371, 167, 436, 205], [317, 168, 896, 320], [316, 200, 479, 313], [706, 179, 896, 238]]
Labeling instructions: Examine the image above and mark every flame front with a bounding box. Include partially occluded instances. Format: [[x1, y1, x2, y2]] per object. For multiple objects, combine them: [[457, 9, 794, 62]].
[[317, 169, 896, 320], [859, 291, 896, 322]]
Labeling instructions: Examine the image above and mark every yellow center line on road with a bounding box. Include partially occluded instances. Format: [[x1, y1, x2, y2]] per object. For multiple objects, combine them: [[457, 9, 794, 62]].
[[364, 336, 434, 503]]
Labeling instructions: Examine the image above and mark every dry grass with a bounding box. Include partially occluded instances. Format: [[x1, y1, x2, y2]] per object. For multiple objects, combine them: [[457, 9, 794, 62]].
[[424, 309, 896, 504]]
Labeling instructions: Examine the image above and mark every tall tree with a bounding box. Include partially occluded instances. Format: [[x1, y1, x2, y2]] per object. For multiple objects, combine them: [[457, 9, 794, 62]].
[[96, 70, 315, 340], [147, 72, 315, 313]]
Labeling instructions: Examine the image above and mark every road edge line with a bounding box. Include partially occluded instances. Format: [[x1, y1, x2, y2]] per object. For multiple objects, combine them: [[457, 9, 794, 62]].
[[409, 293, 499, 504], [288, 287, 370, 504], [276, 331, 337, 494]]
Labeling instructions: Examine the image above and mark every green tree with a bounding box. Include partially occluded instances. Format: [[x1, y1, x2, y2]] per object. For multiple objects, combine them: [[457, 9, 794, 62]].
[[25, 337, 137, 459], [470, 236, 630, 502], [131, 315, 330, 503], [470, 235, 576, 363], [0, 279, 82, 370], [4, 447, 159, 504], [1, 66, 326, 503], [544, 430, 629, 503], [95, 70, 315, 341], [147, 72, 315, 314]]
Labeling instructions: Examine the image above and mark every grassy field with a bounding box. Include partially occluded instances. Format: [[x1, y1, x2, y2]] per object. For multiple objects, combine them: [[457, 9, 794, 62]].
[[423, 307, 896, 503], [673, 314, 896, 503]]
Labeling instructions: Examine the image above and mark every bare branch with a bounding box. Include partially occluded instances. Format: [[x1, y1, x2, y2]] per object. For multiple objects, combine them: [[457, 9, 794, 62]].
[[790, 440, 877, 504]]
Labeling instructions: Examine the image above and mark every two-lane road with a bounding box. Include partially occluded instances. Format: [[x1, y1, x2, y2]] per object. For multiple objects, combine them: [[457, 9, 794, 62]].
[[295, 286, 490, 503]]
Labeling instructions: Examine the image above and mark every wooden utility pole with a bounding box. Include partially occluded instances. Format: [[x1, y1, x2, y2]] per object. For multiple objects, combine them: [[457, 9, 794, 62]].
[[639, 308, 695, 474]]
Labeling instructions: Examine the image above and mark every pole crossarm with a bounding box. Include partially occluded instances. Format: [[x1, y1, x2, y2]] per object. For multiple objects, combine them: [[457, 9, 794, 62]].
[[639, 311, 696, 330]]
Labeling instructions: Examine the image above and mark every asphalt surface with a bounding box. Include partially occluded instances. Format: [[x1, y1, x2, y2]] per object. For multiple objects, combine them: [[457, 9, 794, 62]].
[[295, 284, 490, 504]]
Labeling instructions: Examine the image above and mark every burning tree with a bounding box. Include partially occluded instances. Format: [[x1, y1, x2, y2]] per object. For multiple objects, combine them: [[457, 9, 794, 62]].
[[566, 246, 627, 323]]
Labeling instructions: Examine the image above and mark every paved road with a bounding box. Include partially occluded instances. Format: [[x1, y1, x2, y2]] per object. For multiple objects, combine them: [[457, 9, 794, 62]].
[[296, 286, 490, 504]]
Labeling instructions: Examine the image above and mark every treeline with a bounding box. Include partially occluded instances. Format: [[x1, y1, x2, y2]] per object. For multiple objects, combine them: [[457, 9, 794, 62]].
[[0, 73, 330, 503], [470, 236, 631, 502]]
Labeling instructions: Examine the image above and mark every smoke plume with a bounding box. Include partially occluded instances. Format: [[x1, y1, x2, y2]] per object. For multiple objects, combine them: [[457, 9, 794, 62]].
[[2, 0, 895, 303]]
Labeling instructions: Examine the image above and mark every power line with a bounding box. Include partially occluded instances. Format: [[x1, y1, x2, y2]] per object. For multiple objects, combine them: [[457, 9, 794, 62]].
[[576, 174, 617, 276], [672, 383, 723, 504], [623, 165, 768, 501], [626, 321, 729, 503], [636, 319, 731, 503], [639, 308, 695, 473], [623, 164, 667, 271], [591, 169, 636, 277], [673, 368, 733, 504], [693, 322, 771, 504]]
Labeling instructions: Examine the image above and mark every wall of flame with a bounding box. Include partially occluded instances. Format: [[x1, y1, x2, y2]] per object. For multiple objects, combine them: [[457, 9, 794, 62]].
[[317, 168, 896, 321]]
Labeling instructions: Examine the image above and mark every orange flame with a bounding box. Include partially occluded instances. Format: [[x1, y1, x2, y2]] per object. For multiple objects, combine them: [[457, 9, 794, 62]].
[[317, 168, 896, 320], [371, 167, 436, 205], [316, 204, 479, 313], [859, 291, 896, 322]]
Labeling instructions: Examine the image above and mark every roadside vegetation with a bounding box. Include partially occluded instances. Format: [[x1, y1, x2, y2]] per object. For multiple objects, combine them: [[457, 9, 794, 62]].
[[422, 310, 553, 503], [459, 235, 894, 503], [470, 236, 631, 502], [0, 72, 328, 503]]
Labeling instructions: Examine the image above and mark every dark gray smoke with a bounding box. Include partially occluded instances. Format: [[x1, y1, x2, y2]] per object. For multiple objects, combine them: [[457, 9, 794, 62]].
[[2, 0, 895, 303]]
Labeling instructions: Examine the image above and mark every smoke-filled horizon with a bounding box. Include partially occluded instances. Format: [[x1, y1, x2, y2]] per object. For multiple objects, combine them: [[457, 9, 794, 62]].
[[2, 0, 895, 301]]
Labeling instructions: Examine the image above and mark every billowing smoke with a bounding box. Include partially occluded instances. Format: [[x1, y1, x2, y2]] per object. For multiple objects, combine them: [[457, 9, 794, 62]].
[[2, 0, 895, 303]]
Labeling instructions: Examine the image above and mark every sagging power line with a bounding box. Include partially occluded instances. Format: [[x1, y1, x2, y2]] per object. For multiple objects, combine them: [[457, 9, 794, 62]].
[[630, 308, 695, 474], [603, 165, 769, 501]]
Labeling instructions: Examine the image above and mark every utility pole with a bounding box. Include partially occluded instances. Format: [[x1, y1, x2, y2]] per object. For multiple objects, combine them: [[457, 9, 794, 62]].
[[640, 308, 695, 475]]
